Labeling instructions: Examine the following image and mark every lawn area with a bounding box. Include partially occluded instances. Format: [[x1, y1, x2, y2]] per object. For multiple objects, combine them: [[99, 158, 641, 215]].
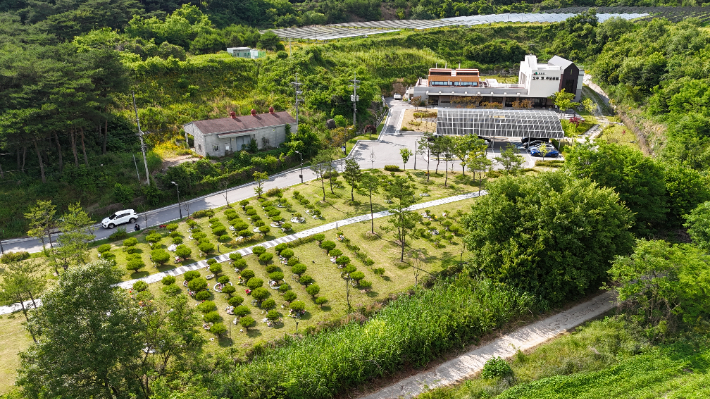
[[86, 171, 479, 282], [597, 123, 641, 150], [0, 313, 33, 395]]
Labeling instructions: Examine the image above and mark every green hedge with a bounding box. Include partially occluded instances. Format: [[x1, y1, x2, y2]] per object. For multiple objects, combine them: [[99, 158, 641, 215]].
[[215, 277, 532, 398]]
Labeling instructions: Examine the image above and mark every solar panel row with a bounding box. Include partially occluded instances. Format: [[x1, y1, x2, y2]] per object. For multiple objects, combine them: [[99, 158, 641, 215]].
[[436, 109, 565, 139], [268, 12, 647, 40]]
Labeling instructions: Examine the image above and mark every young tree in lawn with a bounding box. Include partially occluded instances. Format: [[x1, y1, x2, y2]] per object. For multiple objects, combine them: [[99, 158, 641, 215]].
[[430, 135, 444, 175], [49, 203, 95, 272], [453, 135, 486, 176], [440, 136, 455, 187], [25, 200, 57, 253], [537, 143, 550, 161], [239, 316, 255, 332], [311, 152, 331, 201], [418, 133, 433, 181], [0, 260, 45, 343], [359, 171, 381, 234], [342, 158, 362, 202], [384, 175, 419, 261], [494, 145, 524, 175], [253, 171, 268, 198], [400, 148, 413, 170], [467, 141, 491, 193]]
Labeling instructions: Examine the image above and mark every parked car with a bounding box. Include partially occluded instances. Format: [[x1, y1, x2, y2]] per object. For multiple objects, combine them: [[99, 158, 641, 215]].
[[523, 140, 546, 149], [393, 94, 402, 100], [102, 209, 137, 229], [528, 143, 560, 158], [521, 137, 550, 144]]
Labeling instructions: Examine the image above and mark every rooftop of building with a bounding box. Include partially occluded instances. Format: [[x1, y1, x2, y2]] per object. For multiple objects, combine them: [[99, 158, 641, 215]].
[[187, 110, 295, 135]]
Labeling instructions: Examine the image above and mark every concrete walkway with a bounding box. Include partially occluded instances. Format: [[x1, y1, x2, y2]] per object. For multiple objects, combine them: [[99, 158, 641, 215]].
[[0, 191, 485, 315], [358, 292, 616, 399]]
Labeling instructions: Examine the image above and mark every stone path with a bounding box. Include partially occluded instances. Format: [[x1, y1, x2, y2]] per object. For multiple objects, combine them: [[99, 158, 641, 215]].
[[358, 292, 616, 399], [0, 191, 485, 315]]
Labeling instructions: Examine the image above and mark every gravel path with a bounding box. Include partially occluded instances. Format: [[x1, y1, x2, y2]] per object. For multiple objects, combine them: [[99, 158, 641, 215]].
[[358, 292, 616, 399]]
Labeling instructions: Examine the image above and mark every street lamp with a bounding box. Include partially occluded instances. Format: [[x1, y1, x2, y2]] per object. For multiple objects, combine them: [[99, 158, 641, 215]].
[[295, 150, 303, 183], [171, 181, 182, 219]]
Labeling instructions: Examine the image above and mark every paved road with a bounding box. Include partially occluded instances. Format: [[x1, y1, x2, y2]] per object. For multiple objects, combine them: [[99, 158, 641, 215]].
[[2, 98, 549, 254], [358, 292, 616, 399]]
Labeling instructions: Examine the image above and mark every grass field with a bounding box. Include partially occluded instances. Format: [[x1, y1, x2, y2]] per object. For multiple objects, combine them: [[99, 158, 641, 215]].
[[0, 313, 32, 395], [597, 124, 641, 150]]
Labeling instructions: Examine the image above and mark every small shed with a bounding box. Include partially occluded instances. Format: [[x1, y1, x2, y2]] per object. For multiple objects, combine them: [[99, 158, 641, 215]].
[[184, 108, 297, 157]]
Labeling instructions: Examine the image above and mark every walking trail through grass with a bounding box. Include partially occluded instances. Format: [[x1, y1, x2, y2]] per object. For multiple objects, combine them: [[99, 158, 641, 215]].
[[358, 292, 616, 399]]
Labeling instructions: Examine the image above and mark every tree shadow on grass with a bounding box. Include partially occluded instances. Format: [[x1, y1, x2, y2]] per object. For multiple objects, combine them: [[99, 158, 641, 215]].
[[319, 305, 332, 312], [217, 336, 233, 347], [131, 271, 149, 279], [365, 290, 379, 298], [157, 265, 176, 273], [246, 329, 262, 338]]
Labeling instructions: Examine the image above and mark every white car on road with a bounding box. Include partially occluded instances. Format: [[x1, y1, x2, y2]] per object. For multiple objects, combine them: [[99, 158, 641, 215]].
[[102, 209, 137, 229]]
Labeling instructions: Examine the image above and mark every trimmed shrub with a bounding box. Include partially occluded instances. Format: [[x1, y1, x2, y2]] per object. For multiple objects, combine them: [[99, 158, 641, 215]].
[[269, 271, 284, 282], [280, 249, 294, 259], [287, 257, 300, 266], [373, 267, 385, 276], [240, 269, 255, 279], [299, 275, 314, 285], [233, 259, 248, 270], [384, 165, 401, 172], [222, 285, 236, 295], [146, 232, 162, 245], [166, 223, 179, 231], [314, 233, 325, 243], [162, 275, 176, 285], [162, 284, 182, 296], [217, 275, 230, 284], [184, 270, 201, 281], [306, 284, 320, 298], [266, 187, 282, 197], [126, 257, 145, 272], [282, 223, 292, 231], [230, 253, 243, 261], [240, 316, 256, 330], [132, 281, 148, 292], [266, 310, 280, 321], [283, 290, 297, 302], [247, 278, 264, 289], [336, 256, 351, 266], [315, 297, 328, 308], [274, 243, 288, 253], [204, 311, 221, 323], [321, 241, 336, 252], [239, 229, 253, 238], [265, 264, 278, 273], [187, 219, 197, 227], [123, 237, 138, 247], [188, 277, 208, 291], [109, 228, 128, 240], [261, 298, 276, 310], [259, 226, 271, 235], [228, 295, 244, 306], [365, 258, 375, 266], [197, 300, 217, 313], [208, 217, 219, 224], [209, 263, 223, 274], [350, 271, 365, 283], [259, 253, 274, 264], [252, 246, 266, 255], [292, 264, 307, 275], [278, 284, 290, 293], [208, 259, 218, 266], [198, 241, 215, 254], [358, 280, 373, 290], [219, 234, 231, 243], [195, 290, 211, 301], [175, 245, 192, 259], [192, 231, 207, 240], [290, 300, 305, 312], [211, 322, 227, 337], [97, 244, 112, 253], [482, 357, 513, 379], [234, 305, 250, 317], [239, 200, 249, 207], [213, 226, 227, 236], [151, 249, 170, 265], [172, 236, 184, 245], [251, 287, 269, 301], [329, 249, 343, 258], [102, 252, 116, 261]]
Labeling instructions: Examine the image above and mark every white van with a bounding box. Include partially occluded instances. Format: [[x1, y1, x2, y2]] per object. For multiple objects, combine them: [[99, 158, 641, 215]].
[[393, 94, 402, 100]]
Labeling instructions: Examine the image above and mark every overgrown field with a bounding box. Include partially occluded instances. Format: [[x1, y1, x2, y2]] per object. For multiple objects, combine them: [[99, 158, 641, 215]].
[[419, 317, 710, 399]]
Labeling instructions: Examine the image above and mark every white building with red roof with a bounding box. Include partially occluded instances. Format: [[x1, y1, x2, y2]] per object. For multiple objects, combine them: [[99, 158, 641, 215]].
[[184, 107, 296, 157]]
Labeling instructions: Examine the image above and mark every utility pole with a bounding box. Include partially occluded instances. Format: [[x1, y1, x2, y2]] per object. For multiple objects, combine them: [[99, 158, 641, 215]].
[[132, 92, 151, 185], [290, 74, 303, 131], [350, 72, 360, 131]]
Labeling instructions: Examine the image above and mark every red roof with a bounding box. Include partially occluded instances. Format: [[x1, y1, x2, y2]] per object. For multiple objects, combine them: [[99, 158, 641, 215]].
[[189, 111, 295, 135]]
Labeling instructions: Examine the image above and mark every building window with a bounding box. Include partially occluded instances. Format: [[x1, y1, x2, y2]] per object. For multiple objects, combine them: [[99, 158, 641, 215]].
[[213, 145, 219, 152], [198, 144, 202, 151]]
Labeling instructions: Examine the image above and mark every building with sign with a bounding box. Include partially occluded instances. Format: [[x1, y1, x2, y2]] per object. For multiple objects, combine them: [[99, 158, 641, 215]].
[[226, 47, 266, 59], [406, 55, 583, 107], [184, 108, 296, 158]]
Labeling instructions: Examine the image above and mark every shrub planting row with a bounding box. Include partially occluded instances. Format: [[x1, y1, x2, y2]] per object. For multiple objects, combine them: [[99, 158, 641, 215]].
[[215, 277, 532, 398]]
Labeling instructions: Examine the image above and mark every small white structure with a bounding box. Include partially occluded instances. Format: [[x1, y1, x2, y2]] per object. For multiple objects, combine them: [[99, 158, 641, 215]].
[[226, 47, 265, 59], [518, 55, 583, 101], [184, 108, 296, 158]]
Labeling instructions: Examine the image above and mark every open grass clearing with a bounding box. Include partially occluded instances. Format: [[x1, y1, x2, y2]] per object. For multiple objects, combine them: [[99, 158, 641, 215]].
[[597, 123, 641, 150], [0, 313, 33, 395]]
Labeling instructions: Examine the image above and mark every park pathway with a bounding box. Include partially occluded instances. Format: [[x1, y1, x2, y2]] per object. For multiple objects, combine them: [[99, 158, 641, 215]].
[[358, 292, 616, 399], [0, 191, 485, 315]]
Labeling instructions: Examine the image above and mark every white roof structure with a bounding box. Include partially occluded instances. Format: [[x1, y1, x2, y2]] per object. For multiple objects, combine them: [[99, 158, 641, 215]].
[[436, 109, 565, 139]]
